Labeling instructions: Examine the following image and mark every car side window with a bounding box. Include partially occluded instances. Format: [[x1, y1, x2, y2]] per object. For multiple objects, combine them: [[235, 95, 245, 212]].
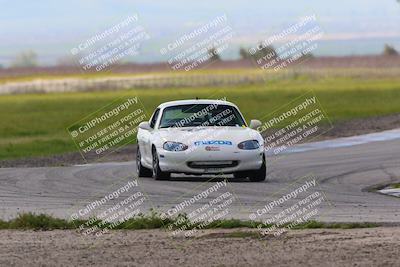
[[149, 108, 160, 129]]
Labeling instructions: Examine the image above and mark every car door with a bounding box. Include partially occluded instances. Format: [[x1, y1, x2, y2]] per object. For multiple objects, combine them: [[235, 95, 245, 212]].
[[142, 108, 160, 165]]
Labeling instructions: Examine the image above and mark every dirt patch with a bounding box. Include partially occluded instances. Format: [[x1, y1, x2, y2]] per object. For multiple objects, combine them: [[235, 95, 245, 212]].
[[1, 113, 400, 168], [317, 113, 400, 140], [0, 227, 399, 266]]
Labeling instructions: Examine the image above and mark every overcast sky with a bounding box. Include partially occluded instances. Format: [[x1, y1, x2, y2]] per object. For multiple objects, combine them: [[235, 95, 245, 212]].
[[0, 0, 399, 65]]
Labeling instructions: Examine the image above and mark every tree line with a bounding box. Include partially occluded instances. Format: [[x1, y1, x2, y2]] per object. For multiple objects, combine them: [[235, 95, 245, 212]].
[[2, 43, 399, 68]]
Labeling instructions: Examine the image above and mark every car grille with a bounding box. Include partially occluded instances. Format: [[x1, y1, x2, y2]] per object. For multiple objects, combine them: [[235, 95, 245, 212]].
[[187, 161, 238, 169]]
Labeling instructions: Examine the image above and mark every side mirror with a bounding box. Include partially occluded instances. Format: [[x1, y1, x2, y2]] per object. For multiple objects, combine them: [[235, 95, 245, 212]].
[[139, 121, 151, 131], [249, 119, 262, 130]]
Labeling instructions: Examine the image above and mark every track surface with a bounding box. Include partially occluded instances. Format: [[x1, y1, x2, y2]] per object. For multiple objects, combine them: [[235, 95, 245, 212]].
[[0, 137, 399, 222]]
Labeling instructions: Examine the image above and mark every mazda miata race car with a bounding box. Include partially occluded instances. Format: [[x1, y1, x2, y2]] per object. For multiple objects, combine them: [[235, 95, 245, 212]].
[[136, 99, 266, 181]]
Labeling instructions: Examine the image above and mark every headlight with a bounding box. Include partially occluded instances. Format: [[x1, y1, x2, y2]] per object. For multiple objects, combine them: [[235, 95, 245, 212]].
[[163, 141, 188, 151], [238, 140, 259, 150]]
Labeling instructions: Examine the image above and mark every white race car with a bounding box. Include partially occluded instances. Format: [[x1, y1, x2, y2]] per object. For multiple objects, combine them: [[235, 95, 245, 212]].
[[136, 99, 266, 182]]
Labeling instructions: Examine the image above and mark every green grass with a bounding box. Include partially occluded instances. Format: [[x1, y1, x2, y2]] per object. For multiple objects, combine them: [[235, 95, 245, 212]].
[[292, 220, 378, 229], [0, 213, 76, 230], [1, 74, 400, 160], [0, 213, 378, 231], [391, 183, 400, 189]]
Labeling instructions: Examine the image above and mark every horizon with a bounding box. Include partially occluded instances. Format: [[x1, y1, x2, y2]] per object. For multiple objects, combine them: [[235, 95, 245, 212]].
[[0, 0, 399, 66]]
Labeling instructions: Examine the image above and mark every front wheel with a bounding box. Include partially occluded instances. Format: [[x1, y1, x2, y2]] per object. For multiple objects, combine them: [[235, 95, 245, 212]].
[[136, 146, 152, 177], [152, 148, 170, 180], [234, 155, 266, 182], [248, 155, 266, 182]]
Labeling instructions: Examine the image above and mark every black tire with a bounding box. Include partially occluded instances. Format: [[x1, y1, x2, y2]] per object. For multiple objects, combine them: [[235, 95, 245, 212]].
[[152, 147, 170, 180], [233, 171, 251, 179], [248, 155, 266, 182], [136, 146, 152, 177]]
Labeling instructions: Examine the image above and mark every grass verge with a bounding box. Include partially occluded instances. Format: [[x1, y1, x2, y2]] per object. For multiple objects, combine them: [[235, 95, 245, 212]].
[[0, 213, 379, 231], [391, 183, 400, 189]]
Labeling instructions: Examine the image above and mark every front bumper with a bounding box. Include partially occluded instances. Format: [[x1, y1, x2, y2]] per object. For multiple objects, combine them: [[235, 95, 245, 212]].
[[158, 148, 264, 174]]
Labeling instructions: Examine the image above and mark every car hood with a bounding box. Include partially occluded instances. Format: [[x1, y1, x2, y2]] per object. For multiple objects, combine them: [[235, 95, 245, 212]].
[[155, 126, 262, 147]]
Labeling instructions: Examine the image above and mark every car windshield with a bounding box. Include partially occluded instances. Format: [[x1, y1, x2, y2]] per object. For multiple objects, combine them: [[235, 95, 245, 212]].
[[159, 104, 246, 128]]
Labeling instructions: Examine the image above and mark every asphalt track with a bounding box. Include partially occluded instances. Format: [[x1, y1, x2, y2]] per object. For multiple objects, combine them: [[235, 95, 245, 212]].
[[0, 131, 399, 223]]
